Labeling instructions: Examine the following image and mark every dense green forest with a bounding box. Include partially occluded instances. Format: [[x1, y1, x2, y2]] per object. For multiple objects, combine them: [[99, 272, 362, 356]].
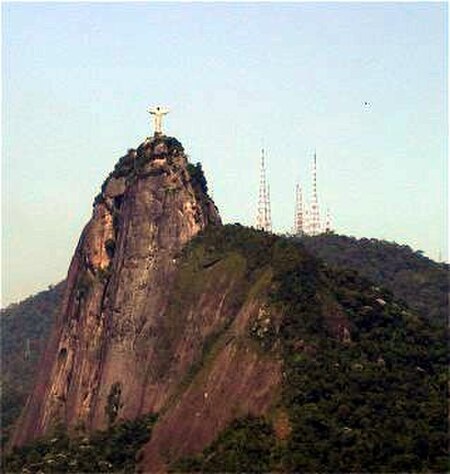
[[302, 233, 448, 325], [3, 414, 157, 473], [172, 225, 448, 473], [1, 282, 65, 447], [1, 227, 447, 472]]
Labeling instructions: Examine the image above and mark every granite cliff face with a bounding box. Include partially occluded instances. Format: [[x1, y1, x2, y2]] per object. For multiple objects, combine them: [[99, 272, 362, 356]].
[[11, 136, 285, 472], [11, 136, 223, 447]]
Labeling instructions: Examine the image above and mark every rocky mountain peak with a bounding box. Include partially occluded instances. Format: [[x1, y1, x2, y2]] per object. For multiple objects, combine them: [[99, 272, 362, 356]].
[[11, 135, 221, 447]]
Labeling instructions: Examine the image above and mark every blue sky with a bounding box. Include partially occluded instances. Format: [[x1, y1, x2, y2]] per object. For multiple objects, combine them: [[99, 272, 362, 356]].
[[2, 2, 447, 306]]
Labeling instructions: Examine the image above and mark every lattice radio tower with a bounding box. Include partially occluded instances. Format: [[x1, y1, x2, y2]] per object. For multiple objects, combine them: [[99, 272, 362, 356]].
[[256, 148, 272, 232], [294, 183, 304, 236], [324, 207, 332, 233], [309, 151, 321, 236]]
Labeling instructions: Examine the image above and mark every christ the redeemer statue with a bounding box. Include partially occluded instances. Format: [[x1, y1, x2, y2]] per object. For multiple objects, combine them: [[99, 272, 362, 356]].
[[148, 106, 169, 135]]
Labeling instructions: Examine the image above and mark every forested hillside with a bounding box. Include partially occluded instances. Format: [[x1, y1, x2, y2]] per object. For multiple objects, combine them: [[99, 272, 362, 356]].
[[4, 414, 157, 473], [302, 233, 448, 325], [168, 225, 448, 472], [2, 228, 447, 473], [1, 282, 65, 446]]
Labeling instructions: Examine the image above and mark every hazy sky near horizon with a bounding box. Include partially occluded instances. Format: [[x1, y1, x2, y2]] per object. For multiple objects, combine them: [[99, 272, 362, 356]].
[[2, 2, 447, 307]]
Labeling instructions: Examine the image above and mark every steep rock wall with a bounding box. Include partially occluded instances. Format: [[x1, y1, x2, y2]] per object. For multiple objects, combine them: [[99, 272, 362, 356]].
[[11, 136, 221, 446], [140, 267, 282, 472]]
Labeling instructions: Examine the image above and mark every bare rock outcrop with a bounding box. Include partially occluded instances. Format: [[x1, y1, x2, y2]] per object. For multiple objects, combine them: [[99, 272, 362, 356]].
[[11, 136, 221, 446]]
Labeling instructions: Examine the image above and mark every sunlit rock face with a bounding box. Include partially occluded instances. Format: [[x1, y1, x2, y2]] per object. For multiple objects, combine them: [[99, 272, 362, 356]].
[[11, 136, 221, 446]]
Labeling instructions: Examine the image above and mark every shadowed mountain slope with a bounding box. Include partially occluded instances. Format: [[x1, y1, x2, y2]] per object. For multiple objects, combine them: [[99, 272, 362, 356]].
[[301, 233, 448, 325]]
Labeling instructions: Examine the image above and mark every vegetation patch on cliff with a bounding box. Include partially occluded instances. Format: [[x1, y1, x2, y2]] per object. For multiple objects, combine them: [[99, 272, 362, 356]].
[[186, 162, 208, 196], [105, 382, 123, 426], [171, 415, 276, 473]]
